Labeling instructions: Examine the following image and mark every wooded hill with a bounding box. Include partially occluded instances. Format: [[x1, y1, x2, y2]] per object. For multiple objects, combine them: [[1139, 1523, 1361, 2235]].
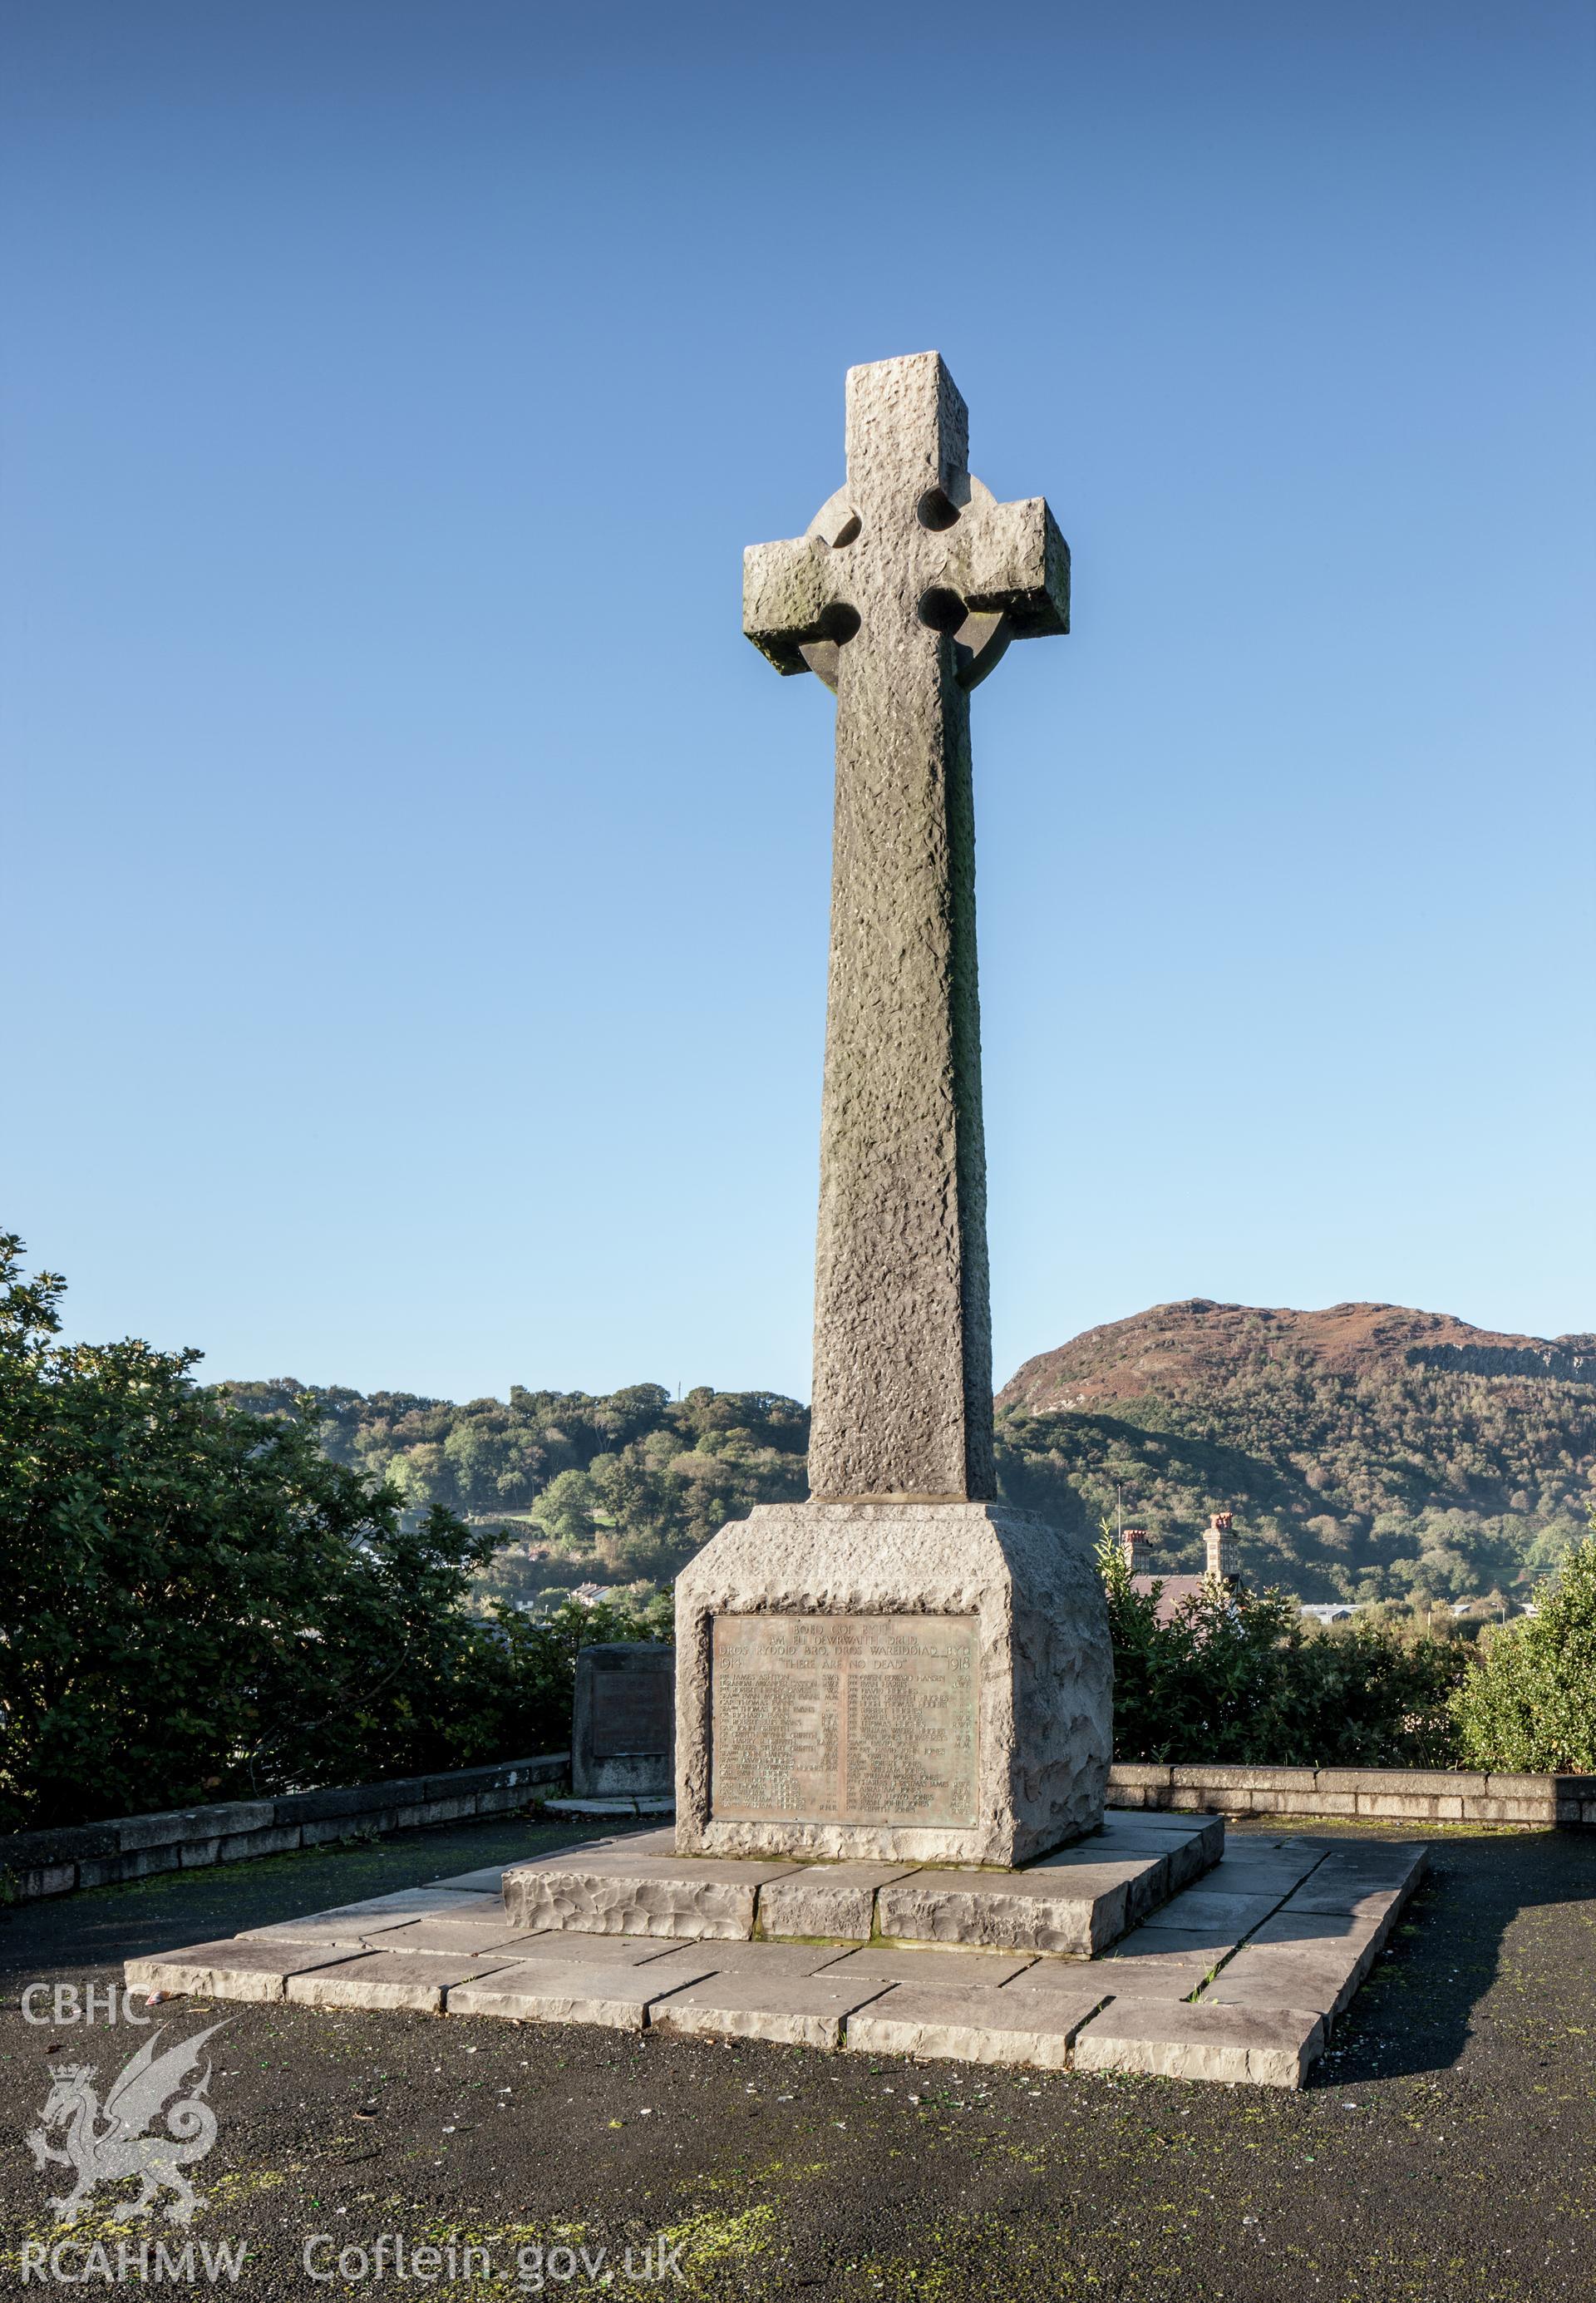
[[997, 1299, 1594, 1604], [225, 1298, 1594, 1608]]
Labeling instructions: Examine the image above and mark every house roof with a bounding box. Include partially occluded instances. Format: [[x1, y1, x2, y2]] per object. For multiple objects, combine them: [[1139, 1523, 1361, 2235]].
[[1130, 1571, 1211, 1625]]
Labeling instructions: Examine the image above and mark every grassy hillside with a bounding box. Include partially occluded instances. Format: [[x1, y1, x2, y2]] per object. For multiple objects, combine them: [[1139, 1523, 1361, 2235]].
[[224, 1298, 1594, 1609]]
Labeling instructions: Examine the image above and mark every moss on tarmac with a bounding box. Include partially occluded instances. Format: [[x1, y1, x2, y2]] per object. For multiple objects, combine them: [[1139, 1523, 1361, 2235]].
[[1, 1816, 1591, 2300]]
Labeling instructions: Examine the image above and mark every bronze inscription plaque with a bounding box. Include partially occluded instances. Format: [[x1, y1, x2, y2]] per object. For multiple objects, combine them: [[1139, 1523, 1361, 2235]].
[[710, 1613, 978, 1827]]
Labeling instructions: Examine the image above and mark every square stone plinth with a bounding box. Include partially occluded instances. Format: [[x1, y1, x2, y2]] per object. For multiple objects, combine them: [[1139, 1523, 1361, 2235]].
[[499, 1822, 1219, 1959], [674, 1502, 1111, 1867]]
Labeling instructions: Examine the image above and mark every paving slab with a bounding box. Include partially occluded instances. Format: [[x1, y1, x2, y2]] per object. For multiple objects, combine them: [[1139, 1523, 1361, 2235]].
[[1199, 1950, 1375, 2021], [125, 1941, 365, 2004], [822, 1945, 1037, 1990], [285, 1950, 524, 2014], [844, 1982, 1111, 2069], [1047, 1959, 1204, 2001], [1092, 1812, 1226, 1881], [502, 1854, 798, 1941], [479, 1932, 684, 1968], [1039, 1817, 1223, 1908], [447, 1962, 717, 2029], [544, 1798, 649, 1820], [1150, 1888, 1283, 1934], [355, 1919, 531, 1956], [757, 1862, 923, 1941], [1072, 1998, 1326, 2088], [643, 1941, 855, 1978], [426, 1867, 508, 1891], [1026, 1846, 1178, 1925], [1097, 1809, 1219, 1839], [233, 1918, 382, 1948], [1096, 1928, 1230, 1999], [647, 1973, 893, 2051], [1247, 1910, 1385, 1954], [1277, 1879, 1405, 1924], [1103, 1921, 1238, 1964], [275, 1889, 502, 1928], [1292, 1845, 1428, 1895], [1198, 1854, 1324, 1897]]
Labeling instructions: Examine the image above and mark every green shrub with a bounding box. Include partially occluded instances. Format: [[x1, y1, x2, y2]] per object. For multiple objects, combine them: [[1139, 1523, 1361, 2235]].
[[0, 1236, 667, 1830], [1098, 1536, 1466, 1766], [1449, 1526, 1596, 1770]]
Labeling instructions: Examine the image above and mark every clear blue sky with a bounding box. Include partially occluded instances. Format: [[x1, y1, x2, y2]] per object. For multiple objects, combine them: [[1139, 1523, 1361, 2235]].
[[5, 2, 1592, 1405]]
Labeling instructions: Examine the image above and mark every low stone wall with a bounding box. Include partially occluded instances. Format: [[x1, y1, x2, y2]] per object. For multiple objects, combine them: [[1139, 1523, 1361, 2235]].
[[1107, 1762, 1596, 1828], [0, 1753, 569, 1904]]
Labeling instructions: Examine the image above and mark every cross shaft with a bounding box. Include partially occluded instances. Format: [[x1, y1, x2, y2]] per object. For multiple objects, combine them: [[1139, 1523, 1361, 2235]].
[[745, 353, 1069, 1502]]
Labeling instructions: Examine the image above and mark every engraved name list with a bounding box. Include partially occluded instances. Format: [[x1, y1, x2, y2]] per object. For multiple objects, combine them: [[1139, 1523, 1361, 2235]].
[[709, 1613, 978, 1827]]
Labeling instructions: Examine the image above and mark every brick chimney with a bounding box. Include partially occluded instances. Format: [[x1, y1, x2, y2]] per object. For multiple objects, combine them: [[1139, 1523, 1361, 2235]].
[[1204, 1511, 1239, 1582], [1121, 1527, 1150, 1573]]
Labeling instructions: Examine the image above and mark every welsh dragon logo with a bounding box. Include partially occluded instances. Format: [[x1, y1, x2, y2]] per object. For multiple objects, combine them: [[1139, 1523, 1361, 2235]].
[[27, 2022, 228, 2226]]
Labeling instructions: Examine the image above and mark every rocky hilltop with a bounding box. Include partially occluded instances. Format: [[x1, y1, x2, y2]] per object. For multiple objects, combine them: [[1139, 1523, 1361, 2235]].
[[1000, 1299, 1596, 1414], [993, 1299, 1594, 1606]]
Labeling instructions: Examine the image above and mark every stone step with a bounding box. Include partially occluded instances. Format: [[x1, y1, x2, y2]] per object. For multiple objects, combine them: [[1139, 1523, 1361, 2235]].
[[499, 1812, 1224, 1956], [648, 1974, 892, 2051], [124, 1827, 1421, 2087], [447, 1964, 717, 2031], [1071, 2000, 1327, 2088], [844, 1982, 1111, 2069]]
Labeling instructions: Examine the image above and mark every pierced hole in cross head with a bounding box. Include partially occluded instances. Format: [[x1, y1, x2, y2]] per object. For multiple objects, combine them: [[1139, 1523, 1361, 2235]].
[[917, 588, 966, 635], [916, 488, 961, 532], [820, 603, 861, 644]]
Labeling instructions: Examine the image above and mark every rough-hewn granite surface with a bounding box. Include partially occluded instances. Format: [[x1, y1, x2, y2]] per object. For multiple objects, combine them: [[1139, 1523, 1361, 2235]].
[[674, 1501, 1111, 1865]]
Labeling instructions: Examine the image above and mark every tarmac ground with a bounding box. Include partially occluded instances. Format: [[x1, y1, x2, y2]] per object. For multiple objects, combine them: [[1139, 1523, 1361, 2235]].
[[1, 1813, 1591, 2301]]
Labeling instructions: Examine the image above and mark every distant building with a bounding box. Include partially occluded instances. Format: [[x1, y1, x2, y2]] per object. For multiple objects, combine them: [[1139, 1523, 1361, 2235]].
[[1124, 1513, 1244, 1625], [1300, 1602, 1356, 1625]]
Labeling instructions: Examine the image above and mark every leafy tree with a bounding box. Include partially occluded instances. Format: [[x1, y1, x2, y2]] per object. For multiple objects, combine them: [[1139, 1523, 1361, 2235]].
[[221, 1370, 811, 1595], [1449, 1525, 1596, 1770], [0, 1236, 667, 1830], [1097, 1536, 1466, 1766]]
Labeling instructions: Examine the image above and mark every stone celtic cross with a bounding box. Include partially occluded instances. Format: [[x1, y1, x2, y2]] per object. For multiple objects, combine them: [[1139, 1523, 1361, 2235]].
[[744, 352, 1069, 1507]]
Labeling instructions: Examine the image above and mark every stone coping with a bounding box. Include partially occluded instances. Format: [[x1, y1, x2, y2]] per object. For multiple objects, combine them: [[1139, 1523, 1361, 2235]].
[[1107, 1763, 1594, 1827], [1, 1753, 569, 1904]]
